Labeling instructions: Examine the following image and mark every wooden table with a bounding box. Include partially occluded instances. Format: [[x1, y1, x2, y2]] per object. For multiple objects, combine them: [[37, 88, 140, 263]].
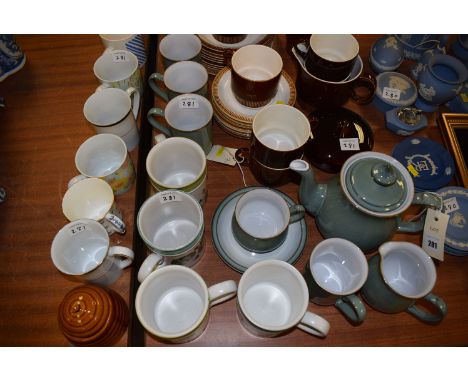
[[0, 34, 467, 347]]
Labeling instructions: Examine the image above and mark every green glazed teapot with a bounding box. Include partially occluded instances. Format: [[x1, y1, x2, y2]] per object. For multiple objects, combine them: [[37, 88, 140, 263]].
[[290, 152, 442, 253]]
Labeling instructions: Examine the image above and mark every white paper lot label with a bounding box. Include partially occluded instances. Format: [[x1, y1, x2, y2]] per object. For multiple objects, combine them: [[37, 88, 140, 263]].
[[422, 209, 449, 261]]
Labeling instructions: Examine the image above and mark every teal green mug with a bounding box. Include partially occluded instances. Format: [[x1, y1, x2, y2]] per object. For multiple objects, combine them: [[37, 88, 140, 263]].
[[303, 238, 368, 325], [231, 188, 305, 253], [360, 241, 447, 324], [148, 61, 208, 102], [147, 93, 213, 155]]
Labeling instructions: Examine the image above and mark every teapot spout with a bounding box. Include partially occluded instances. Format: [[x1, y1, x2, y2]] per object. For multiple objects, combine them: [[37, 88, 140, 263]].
[[289, 159, 327, 217]]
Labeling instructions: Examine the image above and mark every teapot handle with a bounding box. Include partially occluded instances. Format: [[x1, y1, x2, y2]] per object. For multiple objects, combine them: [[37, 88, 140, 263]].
[[397, 192, 443, 233]]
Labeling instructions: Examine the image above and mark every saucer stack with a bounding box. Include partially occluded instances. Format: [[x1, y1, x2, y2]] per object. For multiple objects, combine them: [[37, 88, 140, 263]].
[[437, 186, 468, 257], [198, 34, 275, 76], [58, 285, 129, 346], [211, 67, 296, 139]]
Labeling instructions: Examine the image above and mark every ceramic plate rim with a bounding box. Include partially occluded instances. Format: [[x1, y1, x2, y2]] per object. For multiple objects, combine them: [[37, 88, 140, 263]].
[[437, 186, 468, 251]]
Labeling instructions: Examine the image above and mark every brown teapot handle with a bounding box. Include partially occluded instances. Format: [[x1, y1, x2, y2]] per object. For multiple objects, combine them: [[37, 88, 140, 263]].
[[351, 73, 376, 105]]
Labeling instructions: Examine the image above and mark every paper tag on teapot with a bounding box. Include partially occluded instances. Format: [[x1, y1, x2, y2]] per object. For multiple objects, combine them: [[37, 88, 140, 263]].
[[339, 138, 360, 151], [207, 145, 237, 166], [422, 208, 449, 261]]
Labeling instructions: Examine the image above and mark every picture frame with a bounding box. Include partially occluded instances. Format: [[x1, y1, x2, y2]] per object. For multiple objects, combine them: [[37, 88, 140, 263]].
[[438, 113, 468, 188]]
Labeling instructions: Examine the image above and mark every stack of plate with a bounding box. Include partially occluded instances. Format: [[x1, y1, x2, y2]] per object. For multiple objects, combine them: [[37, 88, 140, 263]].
[[391, 137, 455, 192], [211, 66, 296, 139], [198, 34, 275, 76], [437, 186, 468, 257]]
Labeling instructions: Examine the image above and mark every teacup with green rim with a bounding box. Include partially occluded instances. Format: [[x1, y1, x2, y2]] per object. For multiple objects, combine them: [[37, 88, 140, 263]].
[[146, 135, 207, 206]]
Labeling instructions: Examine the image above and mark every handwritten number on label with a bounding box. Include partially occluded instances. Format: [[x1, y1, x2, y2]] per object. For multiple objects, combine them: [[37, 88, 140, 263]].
[[382, 87, 401, 101], [179, 97, 199, 109], [443, 197, 459, 213]]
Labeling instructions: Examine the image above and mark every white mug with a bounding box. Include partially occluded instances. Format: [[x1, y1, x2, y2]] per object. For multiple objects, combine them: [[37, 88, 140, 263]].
[[68, 134, 135, 195], [237, 259, 330, 338], [137, 190, 205, 280], [94, 49, 143, 95], [159, 34, 202, 69], [136, 265, 237, 343], [146, 135, 207, 206], [83, 87, 140, 151], [51, 219, 134, 286], [99, 34, 146, 67], [62, 177, 126, 235]]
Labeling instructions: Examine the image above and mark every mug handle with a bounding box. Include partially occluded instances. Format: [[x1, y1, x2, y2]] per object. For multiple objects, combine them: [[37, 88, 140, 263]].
[[406, 293, 447, 324], [296, 310, 330, 338], [108, 246, 134, 269], [67, 174, 87, 189], [154, 133, 167, 145], [104, 213, 126, 234], [294, 42, 309, 60], [350, 73, 377, 105], [137, 253, 166, 283], [147, 107, 172, 136], [126, 87, 140, 119], [289, 205, 306, 224], [148, 73, 169, 102], [208, 280, 237, 307], [335, 294, 367, 325], [397, 192, 443, 233]]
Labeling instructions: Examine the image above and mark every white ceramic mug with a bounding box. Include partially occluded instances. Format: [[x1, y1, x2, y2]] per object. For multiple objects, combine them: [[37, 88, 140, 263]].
[[68, 134, 135, 195], [146, 135, 207, 206], [83, 87, 140, 151], [304, 238, 368, 325], [62, 177, 126, 235], [237, 259, 330, 338], [149, 60, 208, 101], [159, 34, 202, 69], [147, 93, 213, 154], [99, 34, 146, 67], [137, 190, 205, 279], [51, 219, 134, 286], [232, 188, 305, 253], [93, 49, 143, 95], [136, 265, 237, 343]]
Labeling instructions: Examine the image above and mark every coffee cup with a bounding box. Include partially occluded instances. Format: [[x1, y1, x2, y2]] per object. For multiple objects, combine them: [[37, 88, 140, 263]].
[[293, 46, 376, 112], [232, 188, 305, 253], [250, 104, 310, 186], [99, 34, 146, 67], [360, 242, 447, 324], [230, 44, 283, 107], [305, 34, 359, 82], [146, 135, 207, 206], [159, 34, 202, 69], [147, 93, 213, 154], [237, 259, 330, 338], [83, 87, 140, 151], [68, 134, 135, 195], [137, 190, 205, 279], [93, 49, 143, 95], [149, 61, 208, 102], [304, 238, 368, 325], [62, 177, 126, 236], [51, 219, 134, 286], [136, 265, 237, 343]]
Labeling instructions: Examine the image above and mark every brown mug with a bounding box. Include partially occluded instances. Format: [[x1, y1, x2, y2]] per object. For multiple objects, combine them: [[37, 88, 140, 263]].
[[213, 34, 247, 44], [305, 34, 359, 82], [293, 45, 376, 112], [248, 104, 310, 186], [230, 45, 283, 107]]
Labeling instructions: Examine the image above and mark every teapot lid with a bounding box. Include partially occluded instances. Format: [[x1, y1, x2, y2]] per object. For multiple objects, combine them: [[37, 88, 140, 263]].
[[340, 152, 414, 217]]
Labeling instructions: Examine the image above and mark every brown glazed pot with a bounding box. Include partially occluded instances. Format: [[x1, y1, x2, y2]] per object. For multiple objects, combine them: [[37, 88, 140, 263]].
[[249, 154, 300, 186], [58, 285, 128, 346]]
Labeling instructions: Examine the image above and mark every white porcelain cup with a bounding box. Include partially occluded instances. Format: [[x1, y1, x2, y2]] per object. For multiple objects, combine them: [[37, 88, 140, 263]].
[[68, 134, 135, 195], [137, 190, 205, 279], [237, 259, 330, 338], [83, 87, 140, 151], [99, 34, 146, 67], [232, 188, 305, 253], [146, 135, 207, 206], [93, 49, 143, 95], [304, 238, 368, 325], [51, 219, 134, 286], [62, 177, 126, 236], [136, 265, 237, 343], [159, 34, 202, 69]]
